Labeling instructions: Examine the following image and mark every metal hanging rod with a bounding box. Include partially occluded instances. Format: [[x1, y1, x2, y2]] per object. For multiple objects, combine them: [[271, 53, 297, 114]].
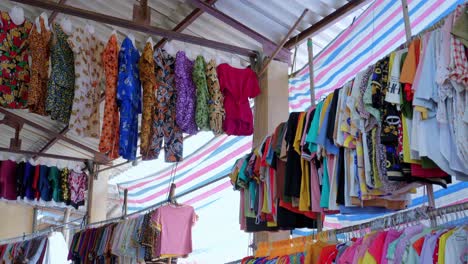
[[12, 0, 257, 58], [334, 201, 468, 235], [0, 147, 88, 162]]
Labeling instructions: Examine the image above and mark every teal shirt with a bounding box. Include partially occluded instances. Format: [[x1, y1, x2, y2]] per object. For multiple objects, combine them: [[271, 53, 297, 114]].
[[319, 157, 330, 208], [306, 100, 324, 153]]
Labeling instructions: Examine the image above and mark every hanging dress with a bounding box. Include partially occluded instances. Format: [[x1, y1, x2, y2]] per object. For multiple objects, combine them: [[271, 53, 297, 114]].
[[117, 37, 141, 161], [205, 59, 225, 135], [99, 34, 120, 160], [175, 51, 198, 135], [68, 26, 104, 138], [139, 42, 156, 158], [28, 16, 51, 115], [0, 11, 32, 108], [46, 23, 75, 124], [147, 49, 183, 162], [192, 55, 210, 130]]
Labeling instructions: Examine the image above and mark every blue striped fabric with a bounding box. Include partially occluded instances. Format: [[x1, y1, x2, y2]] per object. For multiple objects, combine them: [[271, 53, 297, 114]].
[[289, 0, 464, 112]]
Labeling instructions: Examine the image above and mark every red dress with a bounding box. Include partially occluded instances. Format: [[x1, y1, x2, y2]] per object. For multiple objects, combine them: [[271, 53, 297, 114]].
[[216, 63, 260, 136]]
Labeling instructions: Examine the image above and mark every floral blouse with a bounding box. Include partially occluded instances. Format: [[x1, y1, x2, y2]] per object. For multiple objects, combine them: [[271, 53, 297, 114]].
[[28, 16, 51, 115], [206, 59, 225, 135], [139, 42, 156, 157], [46, 23, 75, 124], [192, 56, 210, 130], [117, 37, 141, 161], [67, 26, 105, 138], [68, 170, 87, 209], [175, 51, 198, 135], [99, 34, 120, 160], [0, 11, 32, 108]]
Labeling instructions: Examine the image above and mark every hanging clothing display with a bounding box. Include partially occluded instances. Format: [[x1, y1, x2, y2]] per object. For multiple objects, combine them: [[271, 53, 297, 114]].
[[117, 37, 141, 161], [99, 34, 120, 160], [217, 63, 261, 136], [0, 159, 87, 209], [175, 51, 198, 135], [0, 6, 260, 164], [45, 23, 75, 124], [192, 55, 210, 131], [139, 42, 157, 159], [205, 59, 225, 135], [147, 48, 183, 162], [67, 25, 104, 138], [67, 203, 197, 264], [0, 232, 70, 264], [230, 5, 468, 230], [28, 16, 51, 115], [0, 11, 32, 109]]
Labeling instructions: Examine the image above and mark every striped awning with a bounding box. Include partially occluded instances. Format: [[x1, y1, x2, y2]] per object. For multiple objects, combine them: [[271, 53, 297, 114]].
[[289, 0, 465, 112]]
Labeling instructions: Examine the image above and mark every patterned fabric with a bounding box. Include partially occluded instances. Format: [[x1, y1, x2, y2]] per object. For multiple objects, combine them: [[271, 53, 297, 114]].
[[60, 167, 70, 204], [99, 34, 120, 160], [46, 23, 75, 124], [192, 56, 210, 130], [175, 51, 198, 135], [139, 43, 156, 158], [146, 49, 183, 162], [117, 37, 141, 161], [28, 17, 51, 115], [205, 59, 225, 135], [450, 5, 468, 86], [68, 170, 87, 209], [0, 11, 32, 108], [68, 26, 105, 138]]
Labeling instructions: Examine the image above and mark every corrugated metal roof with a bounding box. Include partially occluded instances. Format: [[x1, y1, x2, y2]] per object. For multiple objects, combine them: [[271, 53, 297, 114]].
[[0, 0, 367, 223]]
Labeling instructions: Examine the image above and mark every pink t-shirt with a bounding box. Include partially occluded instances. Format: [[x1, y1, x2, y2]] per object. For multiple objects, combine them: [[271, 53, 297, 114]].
[[152, 204, 197, 256]]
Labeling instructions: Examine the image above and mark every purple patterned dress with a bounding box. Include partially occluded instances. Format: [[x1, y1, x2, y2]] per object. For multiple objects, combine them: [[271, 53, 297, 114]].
[[175, 51, 198, 135]]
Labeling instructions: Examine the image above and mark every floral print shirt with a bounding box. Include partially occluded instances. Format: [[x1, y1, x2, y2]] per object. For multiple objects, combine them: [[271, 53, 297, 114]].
[[68, 26, 105, 138], [175, 51, 198, 135], [139, 42, 156, 157], [192, 56, 210, 130], [99, 34, 120, 160], [0, 11, 32, 108], [206, 59, 225, 135], [46, 23, 75, 124], [117, 37, 141, 161], [28, 16, 51, 115], [68, 170, 87, 209]]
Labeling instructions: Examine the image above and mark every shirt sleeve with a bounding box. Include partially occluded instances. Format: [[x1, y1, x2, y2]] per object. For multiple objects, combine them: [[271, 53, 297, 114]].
[[248, 71, 261, 99]]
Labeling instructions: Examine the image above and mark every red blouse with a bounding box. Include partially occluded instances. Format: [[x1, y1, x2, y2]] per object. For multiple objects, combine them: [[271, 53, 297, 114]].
[[216, 63, 260, 136]]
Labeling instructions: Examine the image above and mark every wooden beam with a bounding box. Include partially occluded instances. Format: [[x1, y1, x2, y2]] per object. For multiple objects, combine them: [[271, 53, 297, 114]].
[[0, 108, 109, 163], [48, 0, 66, 24], [13, 0, 256, 58], [284, 0, 371, 49], [186, 0, 291, 63], [155, 0, 218, 49], [259, 9, 308, 76], [0, 147, 88, 162]]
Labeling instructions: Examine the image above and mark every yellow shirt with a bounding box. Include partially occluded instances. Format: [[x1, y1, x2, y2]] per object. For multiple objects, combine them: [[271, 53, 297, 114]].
[[438, 229, 455, 264], [299, 158, 311, 211]]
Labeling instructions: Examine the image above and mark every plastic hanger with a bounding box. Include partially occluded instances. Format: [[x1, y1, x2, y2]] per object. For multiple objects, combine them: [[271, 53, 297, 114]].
[[60, 17, 72, 35], [146, 36, 154, 47], [85, 24, 95, 34], [127, 33, 136, 47], [9, 6, 25, 25], [35, 12, 50, 33]]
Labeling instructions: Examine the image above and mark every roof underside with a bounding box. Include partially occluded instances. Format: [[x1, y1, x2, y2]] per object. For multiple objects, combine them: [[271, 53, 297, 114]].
[[0, 0, 369, 226]]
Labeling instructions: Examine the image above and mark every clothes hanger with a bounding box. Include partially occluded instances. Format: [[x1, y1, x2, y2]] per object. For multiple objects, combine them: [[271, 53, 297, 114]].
[[9, 5, 25, 25], [60, 17, 72, 35], [146, 36, 154, 48], [127, 33, 136, 47], [35, 12, 49, 33]]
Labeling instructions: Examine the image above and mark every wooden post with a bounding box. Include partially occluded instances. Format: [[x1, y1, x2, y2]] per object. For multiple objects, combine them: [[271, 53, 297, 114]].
[[401, 0, 412, 44], [62, 208, 71, 243], [122, 189, 128, 218], [307, 38, 316, 107]]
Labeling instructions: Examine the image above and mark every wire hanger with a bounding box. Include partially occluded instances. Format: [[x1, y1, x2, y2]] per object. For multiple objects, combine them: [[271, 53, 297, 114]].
[[167, 162, 179, 205]]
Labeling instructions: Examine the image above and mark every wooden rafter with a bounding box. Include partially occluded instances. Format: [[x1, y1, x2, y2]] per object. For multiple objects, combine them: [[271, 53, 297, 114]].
[[155, 0, 218, 49], [13, 0, 257, 57], [186, 0, 291, 63], [284, 0, 371, 49], [48, 0, 66, 24]]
